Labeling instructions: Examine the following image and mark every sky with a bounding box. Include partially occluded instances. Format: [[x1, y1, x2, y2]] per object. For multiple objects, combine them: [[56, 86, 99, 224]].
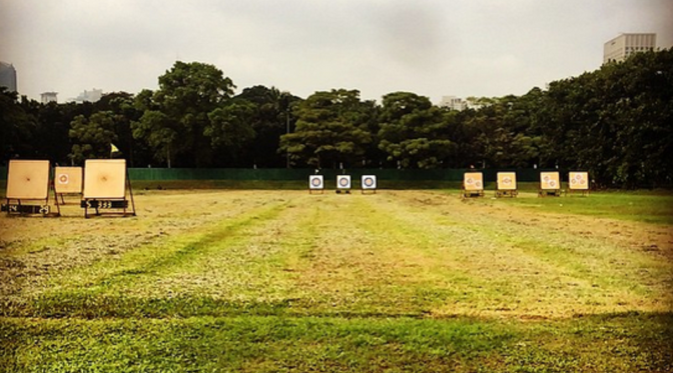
[[1, 0, 672, 104]]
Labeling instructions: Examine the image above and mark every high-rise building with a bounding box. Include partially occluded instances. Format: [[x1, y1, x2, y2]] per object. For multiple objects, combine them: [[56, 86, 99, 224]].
[[41, 92, 58, 104], [603, 33, 656, 64], [0, 61, 18, 92]]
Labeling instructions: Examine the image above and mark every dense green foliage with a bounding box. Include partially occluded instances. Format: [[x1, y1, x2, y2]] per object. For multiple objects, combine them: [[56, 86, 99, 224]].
[[1, 49, 671, 187]]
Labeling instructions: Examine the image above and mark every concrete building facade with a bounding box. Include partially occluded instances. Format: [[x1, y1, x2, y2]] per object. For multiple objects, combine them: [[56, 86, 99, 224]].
[[603, 33, 656, 63], [0, 61, 18, 92], [41, 92, 58, 104], [72, 88, 103, 103], [439, 96, 467, 111]]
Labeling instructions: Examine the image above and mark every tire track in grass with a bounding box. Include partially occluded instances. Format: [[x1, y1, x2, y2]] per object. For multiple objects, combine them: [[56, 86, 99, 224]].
[[345, 192, 565, 318], [276, 193, 441, 316], [122, 193, 320, 301], [23, 197, 302, 317], [382, 191, 673, 317], [0, 191, 291, 299]]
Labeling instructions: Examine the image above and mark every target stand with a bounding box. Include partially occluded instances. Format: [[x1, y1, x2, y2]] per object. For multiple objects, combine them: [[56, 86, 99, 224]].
[[54, 166, 83, 204], [361, 175, 377, 194], [81, 159, 136, 218], [336, 175, 351, 194], [462, 172, 484, 198], [309, 175, 324, 194], [567, 172, 589, 196], [495, 172, 518, 198], [1, 160, 61, 217], [538, 171, 562, 197]]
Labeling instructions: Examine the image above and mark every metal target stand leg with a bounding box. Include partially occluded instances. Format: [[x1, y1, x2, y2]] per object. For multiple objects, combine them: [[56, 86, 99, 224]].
[[50, 179, 61, 217], [126, 168, 137, 216]]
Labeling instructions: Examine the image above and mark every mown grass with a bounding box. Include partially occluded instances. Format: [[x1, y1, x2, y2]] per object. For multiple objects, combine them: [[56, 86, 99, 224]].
[[1, 190, 672, 372], [1, 313, 671, 372], [485, 191, 673, 225]]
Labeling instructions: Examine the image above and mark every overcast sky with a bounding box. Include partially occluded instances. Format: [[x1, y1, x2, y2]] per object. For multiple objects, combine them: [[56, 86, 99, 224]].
[[1, 0, 672, 104]]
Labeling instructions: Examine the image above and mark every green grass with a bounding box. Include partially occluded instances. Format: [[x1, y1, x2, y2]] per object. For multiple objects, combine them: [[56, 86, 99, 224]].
[[1, 190, 672, 372], [1, 313, 671, 372], [486, 191, 673, 224]]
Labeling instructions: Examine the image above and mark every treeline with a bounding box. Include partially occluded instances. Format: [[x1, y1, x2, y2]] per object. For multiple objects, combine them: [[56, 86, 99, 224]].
[[1, 50, 672, 188]]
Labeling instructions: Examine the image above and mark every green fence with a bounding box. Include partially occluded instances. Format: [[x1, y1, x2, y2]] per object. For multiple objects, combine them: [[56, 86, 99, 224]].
[[0, 167, 562, 183]]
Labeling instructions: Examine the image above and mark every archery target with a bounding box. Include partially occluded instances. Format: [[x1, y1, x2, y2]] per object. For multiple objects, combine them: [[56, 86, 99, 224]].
[[6, 160, 50, 199], [569, 172, 589, 190], [83, 159, 127, 199], [309, 175, 324, 190], [337, 175, 351, 189], [361, 175, 377, 190], [540, 172, 560, 190], [54, 167, 83, 194], [463, 172, 483, 191], [497, 172, 517, 190]]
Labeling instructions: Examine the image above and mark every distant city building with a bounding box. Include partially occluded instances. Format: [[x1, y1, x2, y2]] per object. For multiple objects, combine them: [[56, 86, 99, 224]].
[[0, 61, 17, 92], [71, 88, 103, 103], [439, 96, 467, 111], [41, 92, 58, 104], [603, 33, 656, 63], [439, 96, 484, 111]]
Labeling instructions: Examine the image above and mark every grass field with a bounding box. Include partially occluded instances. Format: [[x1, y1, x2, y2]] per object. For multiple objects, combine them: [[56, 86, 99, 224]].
[[1, 189, 672, 372]]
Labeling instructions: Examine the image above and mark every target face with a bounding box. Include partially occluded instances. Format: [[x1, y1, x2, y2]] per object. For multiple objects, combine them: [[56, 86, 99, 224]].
[[540, 172, 560, 190], [337, 175, 351, 189], [361, 175, 377, 190], [497, 172, 517, 190], [309, 175, 324, 189], [569, 172, 589, 190], [6, 160, 50, 199], [54, 167, 83, 194], [464, 172, 483, 191], [83, 159, 127, 199]]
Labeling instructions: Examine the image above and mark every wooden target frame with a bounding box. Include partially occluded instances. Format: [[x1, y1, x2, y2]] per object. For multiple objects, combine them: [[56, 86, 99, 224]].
[[462, 172, 484, 198], [539, 171, 561, 197], [496, 172, 518, 198], [54, 166, 83, 204], [309, 175, 324, 194], [336, 175, 351, 194], [361, 175, 377, 194], [1, 160, 60, 216], [568, 171, 589, 196], [81, 159, 136, 218]]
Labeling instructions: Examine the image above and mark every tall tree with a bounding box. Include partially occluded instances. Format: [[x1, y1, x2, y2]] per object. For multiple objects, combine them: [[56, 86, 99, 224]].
[[0, 88, 37, 163], [234, 86, 301, 167], [279, 89, 373, 168], [68, 111, 119, 164], [378, 92, 455, 168], [131, 61, 237, 167]]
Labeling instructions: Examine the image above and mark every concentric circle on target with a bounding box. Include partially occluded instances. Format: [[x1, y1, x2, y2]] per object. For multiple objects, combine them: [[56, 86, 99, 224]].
[[361, 175, 377, 190], [540, 172, 560, 190], [497, 172, 517, 190], [568, 172, 588, 190], [309, 175, 324, 190], [54, 166, 83, 194], [463, 172, 483, 191], [336, 175, 351, 189]]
